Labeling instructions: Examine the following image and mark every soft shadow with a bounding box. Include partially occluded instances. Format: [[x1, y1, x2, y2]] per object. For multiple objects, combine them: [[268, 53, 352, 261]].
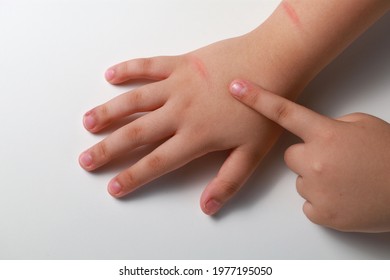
[[94, 78, 159, 136], [93, 114, 145, 136], [213, 132, 299, 219], [115, 150, 229, 202], [216, 13, 390, 219], [89, 13, 390, 222], [298, 13, 390, 259], [92, 131, 298, 212], [90, 142, 161, 176], [322, 228, 390, 259], [113, 78, 156, 89], [298, 12, 390, 115]]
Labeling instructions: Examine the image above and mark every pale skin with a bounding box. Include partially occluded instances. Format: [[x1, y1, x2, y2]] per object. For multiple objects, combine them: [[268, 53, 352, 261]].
[[79, 0, 390, 218], [230, 80, 390, 233]]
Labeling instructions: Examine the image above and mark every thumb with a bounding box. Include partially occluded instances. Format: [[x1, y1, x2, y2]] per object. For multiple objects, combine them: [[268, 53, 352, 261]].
[[229, 79, 330, 141]]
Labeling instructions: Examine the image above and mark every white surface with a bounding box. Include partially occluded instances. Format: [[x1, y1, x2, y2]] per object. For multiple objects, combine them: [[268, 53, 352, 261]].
[[0, 0, 389, 259]]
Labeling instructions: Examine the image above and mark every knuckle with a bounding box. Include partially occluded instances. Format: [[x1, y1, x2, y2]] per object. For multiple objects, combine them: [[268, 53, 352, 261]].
[[122, 125, 143, 145], [273, 102, 290, 124], [311, 160, 324, 174], [283, 144, 302, 170], [120, 169, 137, 190], [146, 154, 165, 172], [94, 141, 111, 164], [349, 112, 367, 119], [283, 145, 296, 165], [245, 90, 260, 108], [95, 104, 111, 125], [295, 176, 305, 196], [340, 112, 368, 122], [136, 58, 154, 75], [219, 179, 241, 200], [129, 89, 143, 105], [305, 211, 321, 226], [303, 204, 315, 220], [99, 104, 109, 118], [303, 202, 323, 226]]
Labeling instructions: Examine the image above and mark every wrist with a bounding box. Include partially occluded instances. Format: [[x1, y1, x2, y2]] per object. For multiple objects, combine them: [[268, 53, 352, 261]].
[[241, 0, 389, 99]]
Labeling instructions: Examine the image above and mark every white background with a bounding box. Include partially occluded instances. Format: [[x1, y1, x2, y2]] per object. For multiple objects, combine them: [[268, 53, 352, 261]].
[[0, 0, 389, 259]]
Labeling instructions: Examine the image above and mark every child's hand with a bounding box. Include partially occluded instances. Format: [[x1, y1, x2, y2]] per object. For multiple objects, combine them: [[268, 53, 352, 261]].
[[230, 79, 390, 232], [79, 37, 283, 215]]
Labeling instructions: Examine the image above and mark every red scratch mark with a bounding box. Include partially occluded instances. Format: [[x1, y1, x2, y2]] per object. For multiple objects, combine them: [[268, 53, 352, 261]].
[[281, 1, 301, 26], [192, 56, 208, 78], [187, 54, 209, 80]]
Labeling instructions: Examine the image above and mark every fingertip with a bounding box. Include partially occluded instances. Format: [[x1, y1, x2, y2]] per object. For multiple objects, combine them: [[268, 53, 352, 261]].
[[83, 111, 96, 131], [229, 79, 248, 98], [202, 198, 222, 216], [200, 148, 257, 216], [108, 179, 123, 197], [200, 183, 223, 215], [302, 201, 319, 224], [79, 151, 93, 171], [105, 68, 115, 82]]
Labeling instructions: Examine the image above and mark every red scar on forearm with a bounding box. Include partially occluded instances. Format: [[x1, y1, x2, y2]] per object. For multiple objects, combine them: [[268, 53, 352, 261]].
[[281, 1, 301, 26]]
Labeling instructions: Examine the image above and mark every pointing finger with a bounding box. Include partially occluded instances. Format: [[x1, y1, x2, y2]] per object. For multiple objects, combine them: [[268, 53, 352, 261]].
[[230, 79, 332, 141]]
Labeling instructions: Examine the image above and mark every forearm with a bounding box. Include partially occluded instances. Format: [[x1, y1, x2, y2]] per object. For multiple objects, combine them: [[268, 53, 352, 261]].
[[244, 0, 390, 98]]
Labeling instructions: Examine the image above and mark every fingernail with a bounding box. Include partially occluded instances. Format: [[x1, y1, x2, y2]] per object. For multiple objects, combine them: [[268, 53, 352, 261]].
[[79, 152, 93, 168], [105, 68, 115, 81], [83, 113, 96, 130], [230, 81, 247, 97], [109, 180, 122, 195], [205, 199, 222, 215]]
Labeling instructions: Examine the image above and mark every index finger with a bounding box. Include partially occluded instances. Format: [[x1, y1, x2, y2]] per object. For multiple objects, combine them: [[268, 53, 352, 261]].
[[230, 80, 332, 141], [105, 56, 178, 84]]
